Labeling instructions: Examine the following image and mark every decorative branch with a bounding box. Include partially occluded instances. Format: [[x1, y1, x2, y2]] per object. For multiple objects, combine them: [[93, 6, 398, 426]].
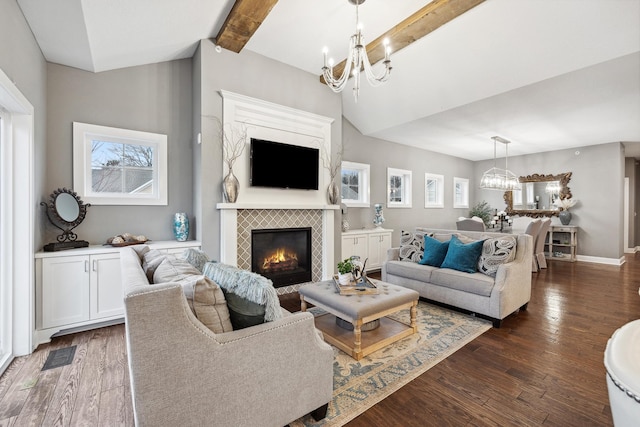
[[320, 139, 345, 182], [211, 116, 248, 171]]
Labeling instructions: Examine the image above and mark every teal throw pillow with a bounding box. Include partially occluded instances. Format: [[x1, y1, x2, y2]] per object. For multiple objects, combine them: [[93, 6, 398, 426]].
[[419, 235, 450, 267], [440, 235, 485, 274]]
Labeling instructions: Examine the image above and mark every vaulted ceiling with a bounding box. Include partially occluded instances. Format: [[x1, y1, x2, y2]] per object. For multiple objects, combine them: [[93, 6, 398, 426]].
[[16, 0, 640, 160]]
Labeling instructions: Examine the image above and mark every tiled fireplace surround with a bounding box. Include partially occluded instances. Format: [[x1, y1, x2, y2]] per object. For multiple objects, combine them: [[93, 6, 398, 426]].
[[217, 206, 337, 295], [216, 91, 337, 294]]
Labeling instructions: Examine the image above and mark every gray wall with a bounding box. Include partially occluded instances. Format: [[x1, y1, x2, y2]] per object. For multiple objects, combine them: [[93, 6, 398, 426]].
[[342, 119, 476, 247], [0, 0, 47, 250], [475, 142, 625, 260], [45, 60, 194, 245], [194, 40, 342, 258]]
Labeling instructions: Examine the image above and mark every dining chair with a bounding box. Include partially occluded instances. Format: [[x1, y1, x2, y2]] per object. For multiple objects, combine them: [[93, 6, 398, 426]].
[[535, 218, 552, 270], [524, 219, 542, 272]]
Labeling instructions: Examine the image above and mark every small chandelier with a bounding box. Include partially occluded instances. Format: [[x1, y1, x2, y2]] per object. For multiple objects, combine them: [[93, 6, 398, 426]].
[[321, 0, 392, 102], [480, 136, 522, 191]]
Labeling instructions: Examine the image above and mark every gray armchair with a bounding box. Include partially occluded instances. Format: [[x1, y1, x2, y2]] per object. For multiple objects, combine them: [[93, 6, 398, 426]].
[[121, 247, 333, 427]]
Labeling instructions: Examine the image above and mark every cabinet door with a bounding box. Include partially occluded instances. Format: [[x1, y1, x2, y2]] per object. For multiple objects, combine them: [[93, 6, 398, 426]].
[[368, 232, 392, 269], [90, 253, 124, 320], [341, 234, 368, 263], [41, 256, 90, 329]]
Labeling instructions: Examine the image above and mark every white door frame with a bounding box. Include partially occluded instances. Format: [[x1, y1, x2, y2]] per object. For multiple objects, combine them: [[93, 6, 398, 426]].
[[624, 177, 635, 253], [0, 68, 35, 374]]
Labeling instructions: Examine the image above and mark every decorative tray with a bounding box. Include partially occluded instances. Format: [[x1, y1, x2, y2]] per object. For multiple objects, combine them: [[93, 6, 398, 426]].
[[107, 240, 149, 247], [333, 275, 378, 295]]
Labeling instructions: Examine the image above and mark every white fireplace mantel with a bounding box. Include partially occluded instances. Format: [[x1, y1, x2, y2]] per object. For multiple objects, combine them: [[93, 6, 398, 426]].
[[217, 203, 339, 210]]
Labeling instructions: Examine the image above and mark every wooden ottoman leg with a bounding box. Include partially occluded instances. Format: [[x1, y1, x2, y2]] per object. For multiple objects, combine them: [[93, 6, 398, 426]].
[[300, 295, 307, 312], [353, 319, 363, 360], [410, 300, 418, 333]]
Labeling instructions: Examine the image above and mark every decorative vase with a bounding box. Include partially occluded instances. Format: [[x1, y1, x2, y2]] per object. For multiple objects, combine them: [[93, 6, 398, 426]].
[[173, 212, 189, 242], [327, 181, 339, 204], [373, 203, 385, 228], [338, 273, 352, 285], [223, 167, 239, 203], [341, 218, 350, 232], [559, 210, 572, 225]]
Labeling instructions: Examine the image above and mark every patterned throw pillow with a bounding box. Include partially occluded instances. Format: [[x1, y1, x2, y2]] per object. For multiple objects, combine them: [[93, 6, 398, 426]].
[[399, 230, 432, 262], [477, 236, 518, 277]]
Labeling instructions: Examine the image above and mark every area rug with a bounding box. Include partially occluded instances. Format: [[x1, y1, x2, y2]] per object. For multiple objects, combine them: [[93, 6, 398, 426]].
[[290, 301, 491, 427]]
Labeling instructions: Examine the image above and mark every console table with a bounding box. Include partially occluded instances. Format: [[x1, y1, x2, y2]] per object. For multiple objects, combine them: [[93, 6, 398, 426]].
[[545, 225, 577, 262]]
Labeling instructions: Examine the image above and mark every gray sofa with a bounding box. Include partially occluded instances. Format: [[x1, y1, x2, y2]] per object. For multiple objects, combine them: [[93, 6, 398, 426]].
[[382, 228, 533, 327], [120, 246, 333, 427]]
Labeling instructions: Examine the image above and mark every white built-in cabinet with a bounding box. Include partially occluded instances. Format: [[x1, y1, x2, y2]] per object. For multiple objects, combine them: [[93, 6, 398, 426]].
[[35, 240, 201, 345], [341, 228, 393, 271]]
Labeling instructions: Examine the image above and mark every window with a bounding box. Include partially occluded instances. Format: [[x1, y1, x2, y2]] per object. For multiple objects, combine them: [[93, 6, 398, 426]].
[[424, 173, 444, 208], [513, 188, 523, 206], [525, 182, 534, 207], [73, 122, 168, 205], [341, 161, 370, 207], [387, 168, 412, 208], [453, 177, 469, 208]]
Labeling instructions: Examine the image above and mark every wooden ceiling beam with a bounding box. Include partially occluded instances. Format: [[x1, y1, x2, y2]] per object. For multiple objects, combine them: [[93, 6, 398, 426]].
[[214, 0, 279, 53], [321, 0, 486, 83]]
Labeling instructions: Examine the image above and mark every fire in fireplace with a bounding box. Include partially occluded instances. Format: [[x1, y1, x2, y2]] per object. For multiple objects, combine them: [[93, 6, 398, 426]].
[[251, 227, 312, 287]]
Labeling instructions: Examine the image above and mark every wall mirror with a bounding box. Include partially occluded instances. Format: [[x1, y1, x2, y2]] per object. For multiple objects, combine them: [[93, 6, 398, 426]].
[[41, 188, 91, 251], [504, 172, 572, 218]]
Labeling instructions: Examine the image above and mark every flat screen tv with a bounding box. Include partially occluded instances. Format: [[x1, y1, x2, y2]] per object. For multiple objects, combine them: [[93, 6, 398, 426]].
[[250, 138, 319, 190]]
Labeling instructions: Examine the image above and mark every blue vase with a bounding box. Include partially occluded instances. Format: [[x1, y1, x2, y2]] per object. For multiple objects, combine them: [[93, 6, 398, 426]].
[[173, 212, 189, 241]]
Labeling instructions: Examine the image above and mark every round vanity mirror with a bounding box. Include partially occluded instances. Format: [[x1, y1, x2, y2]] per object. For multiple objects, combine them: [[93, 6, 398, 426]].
[[41, 188, 91, 251], [55, 192, 81, 223]]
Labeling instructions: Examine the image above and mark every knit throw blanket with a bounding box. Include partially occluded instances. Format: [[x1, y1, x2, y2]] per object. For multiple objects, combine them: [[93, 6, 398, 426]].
[[202, 262, 282, 322]]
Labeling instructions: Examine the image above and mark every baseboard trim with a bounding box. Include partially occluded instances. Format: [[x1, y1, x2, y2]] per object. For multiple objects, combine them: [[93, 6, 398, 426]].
[[576, 255, 626, 266], [624, 247, 638, 254]]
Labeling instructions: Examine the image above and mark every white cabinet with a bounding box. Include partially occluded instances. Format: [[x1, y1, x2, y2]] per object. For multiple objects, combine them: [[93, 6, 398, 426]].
[[35, 240, 200, 345], [368, 231, 393, 270], [341, 232, 369, 264], [341, 228, 393, 271]]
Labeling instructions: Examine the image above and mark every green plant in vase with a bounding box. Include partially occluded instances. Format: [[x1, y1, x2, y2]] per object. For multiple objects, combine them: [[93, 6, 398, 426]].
[[337, 258, 354, 285], [469, 200, 493, 226]]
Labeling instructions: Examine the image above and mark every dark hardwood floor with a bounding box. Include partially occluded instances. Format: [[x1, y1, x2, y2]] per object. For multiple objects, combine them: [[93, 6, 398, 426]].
[[2, 255, 639, 426]]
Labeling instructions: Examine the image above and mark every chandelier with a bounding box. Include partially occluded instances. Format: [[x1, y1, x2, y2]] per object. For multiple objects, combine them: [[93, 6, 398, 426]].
[[480, 136, 522, 191], [321, 0, 392, 102]]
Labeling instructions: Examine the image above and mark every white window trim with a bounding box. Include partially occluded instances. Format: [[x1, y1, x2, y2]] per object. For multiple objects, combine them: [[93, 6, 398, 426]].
[[424, 173, 444, 208], [0, 67, 35, 363], [453, 177, 469, 209], [341, 160, 370, 207], [387, 167, 412, 208], [73, 122, 168, 205]]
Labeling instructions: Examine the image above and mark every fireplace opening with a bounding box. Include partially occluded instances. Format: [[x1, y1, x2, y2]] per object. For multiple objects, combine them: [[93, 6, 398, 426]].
[[251, 227, 312, 287]]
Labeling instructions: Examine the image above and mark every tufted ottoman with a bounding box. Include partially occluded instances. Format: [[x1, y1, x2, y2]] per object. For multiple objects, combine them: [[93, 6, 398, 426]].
[[299, 279, 419, 360]]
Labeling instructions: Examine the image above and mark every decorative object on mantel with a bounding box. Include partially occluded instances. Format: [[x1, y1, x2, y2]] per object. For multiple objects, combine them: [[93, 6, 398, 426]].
[[173, 212, 190, 241], [216, 118, 247, 203], [321, 0, 392, 102], [373, 203, 385, 228], [554, 198, 578, 225], [41, 188, 90, 251], [341, 203, 350, 232], [321, 139, 344, 205], [106, 232, 148, 247], [480, 136, 521, 191], [488, 210, 513, 232]]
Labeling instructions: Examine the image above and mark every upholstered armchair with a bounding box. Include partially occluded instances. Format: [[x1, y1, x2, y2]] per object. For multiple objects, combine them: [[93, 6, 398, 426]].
[[120, 246, 333, 427]]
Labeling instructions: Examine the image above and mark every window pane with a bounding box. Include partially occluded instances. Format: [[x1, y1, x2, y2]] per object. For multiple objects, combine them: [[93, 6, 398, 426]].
[[341, 169, 360, 200], [426, 179, 437, 203]]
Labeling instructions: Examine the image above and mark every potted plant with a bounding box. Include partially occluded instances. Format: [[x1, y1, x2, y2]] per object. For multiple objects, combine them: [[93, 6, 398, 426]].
[[337, 258, 354, 285]]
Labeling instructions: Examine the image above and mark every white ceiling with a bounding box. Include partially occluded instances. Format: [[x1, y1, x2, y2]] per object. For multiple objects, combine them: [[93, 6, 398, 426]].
[[17, 0, 640, 160]]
